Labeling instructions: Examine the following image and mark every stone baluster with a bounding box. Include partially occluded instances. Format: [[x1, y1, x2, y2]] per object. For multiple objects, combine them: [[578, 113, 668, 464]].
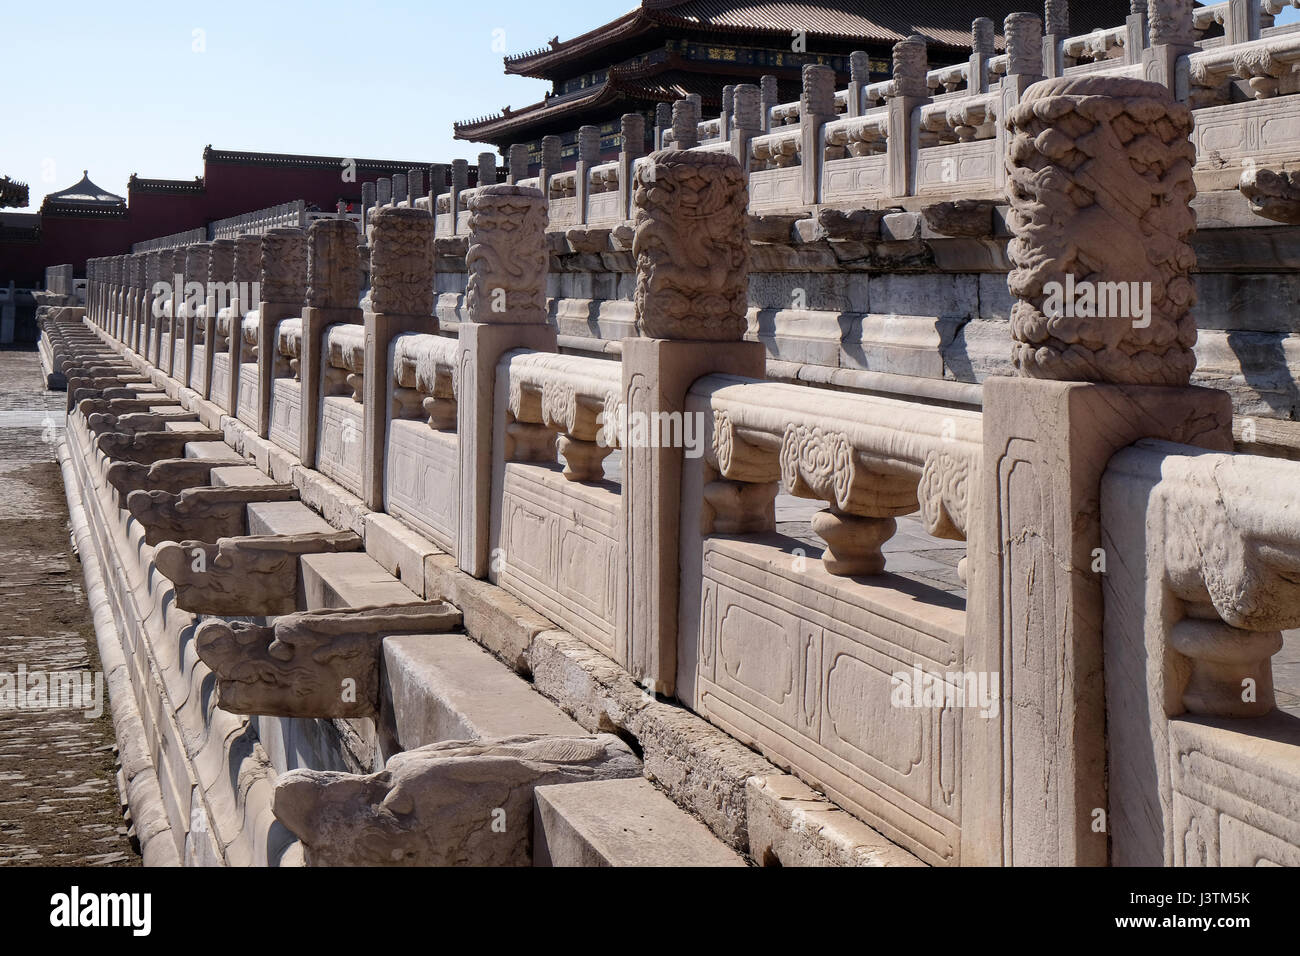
[[731, 83, 762, 173], [994, 14, 1045, 192], [887, 35, 929, 198], [577, 124, 600, 224], [362, 181, 376, 234], [967, 75, 1233, 867], [377, 177, 392, 208], [1126, 0, 1149, 59], [720, 84, 735, 137], [407, 167, 424, 206], [760, 75, 779, 132], [358, 207, 433, 510], [539, 136, 561, 205], [508, 143, 529, 185], [800, 63, 836, 204], [162, 249, 184, 376], [202, 239, 236, 400], [108, 255, 122, 341], [671, 98, 699, 150], [618, 113, 646, 222], [848, 51, 870, 116], [477, 152, 497, 191], [970, 18, 994, 93], [1145, 0, 1195, 90], [457, 184, 555, 576], [449, 159, 469, 235], [181, 244, 210, 386], [224, 235, 261, 414], [1044, 0, 1069, 77], [299, 218, 364, 472], [392, 173, 408, 209], [129, 254, 146, 354], [252, 228, 307, 437], [144, 252, 163, 365], [654, 102, 672, 150], [620, 150, 765, 694]]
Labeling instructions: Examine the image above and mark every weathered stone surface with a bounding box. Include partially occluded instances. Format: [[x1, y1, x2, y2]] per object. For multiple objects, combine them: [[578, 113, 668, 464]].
[[126, 483, 298, 545], [921, 199, 996, 237], [153, 530, 362, 615], [272, 734, 641, 865], [466, 185, 549, 324], [370, 206, 434, 317], [104, 457, 234, 501], [1240, 166, 1300, 224], [632, 150, 749, 340], [195, 603, 461, 718], [533, 778, 746, 866], [96, 429, 223, 464], [1005, 76, 1198, 384]]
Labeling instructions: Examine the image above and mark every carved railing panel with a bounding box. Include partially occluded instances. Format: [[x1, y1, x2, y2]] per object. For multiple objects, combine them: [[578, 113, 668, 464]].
[[1102, 439, 1300, 866], [317, 323, 366, 497]]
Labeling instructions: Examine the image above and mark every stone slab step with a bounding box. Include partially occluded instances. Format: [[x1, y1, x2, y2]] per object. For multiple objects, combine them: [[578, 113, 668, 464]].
[[246, 500, 334, 536], [184, 441, 244, 462], [209, 465, 278, 488], [533, 778, 747, 867], [299, 551, 421, 611], [165, 420, 215, 432], [382, 633, 582, 751]]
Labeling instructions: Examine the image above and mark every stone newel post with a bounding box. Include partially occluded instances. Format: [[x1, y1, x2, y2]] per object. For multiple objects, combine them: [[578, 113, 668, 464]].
[[621, 150, 765, 694], [128, 254, 146, 354], [181, 243, 210, 387], [303, 219, 363, 470], [618, 113, 646, 221], [887, 35, 929, 198], [967, 75, 1233, 866], [1144, 0, 1196, 89], [224, 236, 261, 414], [145, 252, 164, 366], [457, 184, 556, 576], [203, 239, 236, 401], [1043, 0, 1070, 77], [252, 228, 306, 436], [361, 207, 433, 509], [971, 18, 994, 93]]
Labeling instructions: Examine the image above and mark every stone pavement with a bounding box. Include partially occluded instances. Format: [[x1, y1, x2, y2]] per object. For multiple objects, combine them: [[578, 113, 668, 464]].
[[0, 347, 137, 866]]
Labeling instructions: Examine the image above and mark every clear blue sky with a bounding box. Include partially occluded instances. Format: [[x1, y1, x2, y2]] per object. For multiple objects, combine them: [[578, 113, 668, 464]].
[[5, 0, 633, 211], [7, 1, 1298, 212]]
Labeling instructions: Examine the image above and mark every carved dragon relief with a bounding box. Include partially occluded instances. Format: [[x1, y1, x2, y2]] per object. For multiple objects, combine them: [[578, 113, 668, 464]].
[[153, 530, 362, 615], [127, 483, 299, 546], [272, 734, 641, 866], [195, 603, 462, 718]]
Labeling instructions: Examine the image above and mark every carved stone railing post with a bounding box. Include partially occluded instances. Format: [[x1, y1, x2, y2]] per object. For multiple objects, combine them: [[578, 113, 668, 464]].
[[1144, 0, 1196, 90], [577, 124, 600, 224], [162, 250, 183, 376], [671, 98, 700, 150], [1101, 444, 1300, 864], [478, 152, 497, 191], [1043, 0, 1069, 77], [225, 235, 261, 414], [621, 150, 765, 694], [731, 84, 762, 175], [887, 35, 930, 198], [301, 219, 363, 471], [180, 243, 210, 387], [361, 181, 376, 233], [760, 75, 778, 133], [253, 228, 307, 437], [654, 102, 672, 150], [145, 252, 164, 366], [393, 173, 408, 209], [449, 160, 468, 236], [540, 136, 561, 208], [970, 18, 994, 93], [457, 184, 555, 576], [1127, 0, 1149, 63], [967, 75, 1234, 867], [126, 254, 143, 354], [377, 177, 392, 209], [800, 63, 836, 205], [720, 84, 735, 138], [508, 143, 529, 185], [618, 114, 645, 222], [110, 255, 123, 341], [360, 208, 430, 509], [202, 239, 236, 401], [995, 14, 1046, 192], [408, 167, 424, 206]]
